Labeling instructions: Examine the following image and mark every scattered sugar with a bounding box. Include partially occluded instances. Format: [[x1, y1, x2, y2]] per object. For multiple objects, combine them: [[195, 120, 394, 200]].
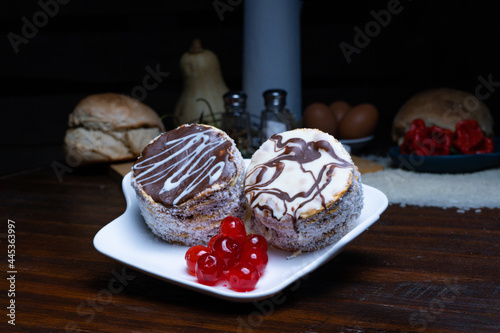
[[361, 167, 500, 210]]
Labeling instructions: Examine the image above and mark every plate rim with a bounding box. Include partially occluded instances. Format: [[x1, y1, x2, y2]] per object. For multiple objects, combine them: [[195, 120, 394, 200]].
[[93, 172, 388, 302], [339, 135, 374, 144]]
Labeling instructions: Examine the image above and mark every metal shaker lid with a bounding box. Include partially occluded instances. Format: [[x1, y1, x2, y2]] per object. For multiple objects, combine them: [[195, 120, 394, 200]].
[[223, 90, 247, 110], [263, 89, 287, 108]]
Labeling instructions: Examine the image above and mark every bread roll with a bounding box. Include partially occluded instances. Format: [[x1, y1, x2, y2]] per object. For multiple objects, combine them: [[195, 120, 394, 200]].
[[392, 88, 493, 143], [64, 93, 165, 164]]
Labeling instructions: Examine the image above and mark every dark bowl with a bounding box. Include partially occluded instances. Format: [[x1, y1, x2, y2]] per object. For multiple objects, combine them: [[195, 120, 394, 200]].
[[388, 137, 500, 173]]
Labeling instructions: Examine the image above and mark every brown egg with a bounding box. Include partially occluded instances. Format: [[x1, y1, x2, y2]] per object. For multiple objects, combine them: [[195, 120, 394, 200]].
[[303, 102, 338, 136], [329, 100, 351, 123], [337, 103, 378, 139], [303, 103, 337, 136]]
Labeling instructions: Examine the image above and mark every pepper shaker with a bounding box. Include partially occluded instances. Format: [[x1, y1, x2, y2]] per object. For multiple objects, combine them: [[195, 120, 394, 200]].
[[221, 90, 254, 158]]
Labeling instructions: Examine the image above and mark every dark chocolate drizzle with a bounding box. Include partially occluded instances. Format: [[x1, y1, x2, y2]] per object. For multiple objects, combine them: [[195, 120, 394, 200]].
[[245, 133, 352, 229], [133, 125, 236, 206]]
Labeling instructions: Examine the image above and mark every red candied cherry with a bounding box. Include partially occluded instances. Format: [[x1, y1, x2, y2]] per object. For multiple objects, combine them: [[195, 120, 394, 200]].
[[227, 262, 260, 292], [208, 234, 220, 250], [219, 216, 247, 244], [185, 245, 210, 275], [195, 253, 223, 285], [212, 236, 241, 270], [242, 234, 268, 253], [240, 247, 268, 274]]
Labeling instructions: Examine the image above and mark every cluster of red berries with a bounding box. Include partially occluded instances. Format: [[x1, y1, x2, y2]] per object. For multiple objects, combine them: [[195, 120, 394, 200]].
[[185, 216, 268, 292]]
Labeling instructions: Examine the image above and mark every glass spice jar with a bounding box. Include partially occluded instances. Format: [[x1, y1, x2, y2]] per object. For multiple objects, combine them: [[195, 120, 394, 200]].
[[260, 89, 293, 142], [221, 90, 254, 158]]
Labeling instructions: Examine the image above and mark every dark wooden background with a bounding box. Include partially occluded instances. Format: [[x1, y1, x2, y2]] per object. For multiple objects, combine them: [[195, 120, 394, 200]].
[[1, 0, 499, 176]]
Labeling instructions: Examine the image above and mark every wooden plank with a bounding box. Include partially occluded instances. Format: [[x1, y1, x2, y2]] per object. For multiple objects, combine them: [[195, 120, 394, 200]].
[[1, 167, 499, 332], [109, 161, 134, 179], [351, 155, 385, 174]]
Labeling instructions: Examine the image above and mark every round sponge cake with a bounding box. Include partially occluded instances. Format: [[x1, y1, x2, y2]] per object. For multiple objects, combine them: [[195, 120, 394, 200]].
[[131, 124, 246, 246], [245, 128, 363, 252]]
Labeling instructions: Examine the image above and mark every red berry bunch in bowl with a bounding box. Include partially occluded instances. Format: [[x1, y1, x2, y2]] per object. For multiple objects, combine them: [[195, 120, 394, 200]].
[[184, 216, 269, 292], [400, 118, 494, 156]]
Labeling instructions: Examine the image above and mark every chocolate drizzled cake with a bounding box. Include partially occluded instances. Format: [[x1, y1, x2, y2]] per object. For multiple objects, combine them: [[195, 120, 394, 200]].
[[131, 124, 246, 246], [245, 128, 363, 252]]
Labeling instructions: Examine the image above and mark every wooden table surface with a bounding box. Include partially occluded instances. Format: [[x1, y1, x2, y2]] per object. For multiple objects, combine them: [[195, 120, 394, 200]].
[[1, 165, 499, 333]]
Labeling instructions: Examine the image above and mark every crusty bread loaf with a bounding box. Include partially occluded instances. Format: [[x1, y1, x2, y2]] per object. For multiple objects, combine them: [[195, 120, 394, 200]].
[[64, 93, 165, 164], [392, 88, 494, 143], [131, 124, 246, 246], [245, 128, 363, 252]]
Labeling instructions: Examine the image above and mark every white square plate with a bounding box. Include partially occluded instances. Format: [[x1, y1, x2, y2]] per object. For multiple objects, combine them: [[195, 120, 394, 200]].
[[94, 171, 388, 302]]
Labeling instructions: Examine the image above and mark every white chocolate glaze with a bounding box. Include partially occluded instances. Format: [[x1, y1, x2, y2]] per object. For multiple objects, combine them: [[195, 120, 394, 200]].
[[245, 129, 353, 223]]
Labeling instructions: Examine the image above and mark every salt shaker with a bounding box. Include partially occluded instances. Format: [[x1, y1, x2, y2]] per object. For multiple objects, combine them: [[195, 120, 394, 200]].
[[221, 90, 253, 158], [260, 89, 293, 142]]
